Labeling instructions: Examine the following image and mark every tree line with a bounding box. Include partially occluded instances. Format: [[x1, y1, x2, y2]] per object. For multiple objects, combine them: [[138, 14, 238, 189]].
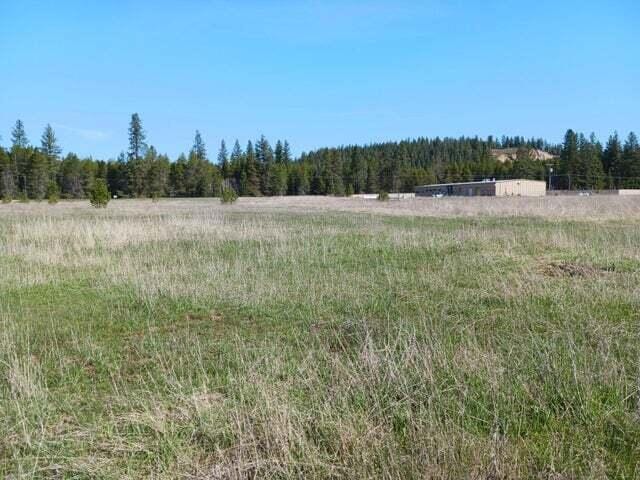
[[1, 114, 639, 200], [298, 131, 640, 193]]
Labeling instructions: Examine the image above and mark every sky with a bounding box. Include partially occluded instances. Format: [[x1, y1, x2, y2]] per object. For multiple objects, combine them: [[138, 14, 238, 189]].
[[1, 0, 638, 160]]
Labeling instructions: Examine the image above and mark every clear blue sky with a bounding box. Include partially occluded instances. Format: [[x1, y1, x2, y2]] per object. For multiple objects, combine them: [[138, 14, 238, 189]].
[[1, 0, 638, 159]]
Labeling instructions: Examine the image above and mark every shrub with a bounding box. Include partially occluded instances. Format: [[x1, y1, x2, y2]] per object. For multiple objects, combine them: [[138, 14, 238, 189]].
[[89, 179, 110, 208], [220, 185, 238, 204], [18, 191, 30, 203], [1, 194, 11, 204], [47, 181, 60, 204], [345, 184, 354, 197], [377, 191, 390, 201]]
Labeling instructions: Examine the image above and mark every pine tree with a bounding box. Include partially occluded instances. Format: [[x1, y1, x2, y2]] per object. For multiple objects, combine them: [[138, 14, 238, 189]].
[[256, 135, 274, 195], [218, 140, 230, 179], [220, 183, 238, 204], [229, 140, 243, 191], [28, 150, 50, 199], [560, 129, 579, 189], [586, 133, 604, 190], [40, 124, 61, 158], [270, 163, 288, 195], [81, 158, 98, 196], [185, 132, 213, 196], [129, 145, 154, 197], [349, 148, 367, 193], [0, 147, 15, 200], [310, 164, 325, 194], [269, 141, 288, 195], [47, 180, 60, 204], [573, 133, 604, 190], [622, 132, 640, 188], [11, 120, 30, 194], [461, 164, 473, 182], [282, 141, 292, 165], [106, 153, 129, 197], [606, 171, 614, 189], [185, 151, 211, 196], [59, 153, 85, 198], [128, 113, 147, 162], [244, 140, 261, 196], [574, 133, 590, 189], [147, 152, 171, 198], [603, 133, 622, 185], [127, 114, 148, 196], [274, 140, 283, 164], [40, 124, 62, 181], [170, 154, 188, 196], [323, 150, 344, 195], [230, 140, 243, 164], [191, 130, 207, 161], [89, 178, 110, 208], [365, 162, 378, 193], [11, 120, 28, 148]]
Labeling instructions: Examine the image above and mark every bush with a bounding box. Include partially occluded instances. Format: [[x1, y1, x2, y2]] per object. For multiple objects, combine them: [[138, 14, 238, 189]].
[[345, 184, 354, 197], [89, 179, 110, 208], [18, 192, 30, 203], [47, 181, 60, 204], [1, 194, 11, 204], [220, 185, 238, 204], [377, 191, 390, 201]]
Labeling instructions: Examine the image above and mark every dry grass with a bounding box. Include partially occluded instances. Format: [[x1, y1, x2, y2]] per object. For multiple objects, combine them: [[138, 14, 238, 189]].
[[2, 195, 640, 220], [1, 197, 639, 478]]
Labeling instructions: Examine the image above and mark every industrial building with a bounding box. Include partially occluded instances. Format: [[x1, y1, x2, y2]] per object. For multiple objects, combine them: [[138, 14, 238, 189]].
[[415, 179, 546, 197]]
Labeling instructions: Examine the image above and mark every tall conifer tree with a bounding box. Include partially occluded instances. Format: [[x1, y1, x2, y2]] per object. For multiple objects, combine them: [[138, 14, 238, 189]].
[[11, 120, 29, 193], [244, 140, 261, 196], [191, 130, 207, 161], [128, 113, 147, 162], [218, 140, 230, 179], [40, 124, 61, 182], [622, 132, 640, 188], [560, 129, 579, 189]]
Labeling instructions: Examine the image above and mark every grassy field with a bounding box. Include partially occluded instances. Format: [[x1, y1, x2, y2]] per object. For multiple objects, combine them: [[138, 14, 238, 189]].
[[1, 196, 640, 479]]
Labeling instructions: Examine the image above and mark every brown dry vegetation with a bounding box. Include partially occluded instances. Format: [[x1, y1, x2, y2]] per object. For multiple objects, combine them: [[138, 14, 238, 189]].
[[2, 194, 640, 220]]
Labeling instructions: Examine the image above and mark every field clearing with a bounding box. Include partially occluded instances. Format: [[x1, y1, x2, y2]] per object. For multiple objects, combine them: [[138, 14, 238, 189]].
[[1, 197, 640, 478], [2, 195, 640, 220]]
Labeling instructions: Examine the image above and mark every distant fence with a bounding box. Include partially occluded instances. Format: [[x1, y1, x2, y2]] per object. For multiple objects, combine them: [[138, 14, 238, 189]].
[[351, 193, 416, 200], [547, 189, 640, 196]]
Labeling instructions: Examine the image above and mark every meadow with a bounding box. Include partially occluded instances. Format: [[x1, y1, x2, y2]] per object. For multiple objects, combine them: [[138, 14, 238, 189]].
[[1, 196, 639, 479]]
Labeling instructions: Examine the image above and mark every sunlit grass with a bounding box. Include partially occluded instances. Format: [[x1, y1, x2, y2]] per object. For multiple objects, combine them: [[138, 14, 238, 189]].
[[1, 197, 639, 478]]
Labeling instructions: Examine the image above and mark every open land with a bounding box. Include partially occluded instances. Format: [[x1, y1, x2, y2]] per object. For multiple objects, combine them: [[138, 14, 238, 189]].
[[1, 196, 640, 478]]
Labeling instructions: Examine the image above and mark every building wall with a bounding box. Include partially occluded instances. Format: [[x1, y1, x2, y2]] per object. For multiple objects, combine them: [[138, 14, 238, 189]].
[[495, 180, 546, 197], [416, 183, 496, 197], [416, 180, 546, 197]]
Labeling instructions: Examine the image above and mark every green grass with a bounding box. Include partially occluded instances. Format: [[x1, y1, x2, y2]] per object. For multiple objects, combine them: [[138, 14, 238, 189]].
[[1, 200, 639, 478]]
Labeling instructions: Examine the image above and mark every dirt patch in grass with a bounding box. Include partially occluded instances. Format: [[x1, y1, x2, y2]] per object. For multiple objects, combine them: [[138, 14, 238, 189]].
[[541, 261, 614, 278], [184, 311, 224, 323], [129, 311, 226, 339]]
